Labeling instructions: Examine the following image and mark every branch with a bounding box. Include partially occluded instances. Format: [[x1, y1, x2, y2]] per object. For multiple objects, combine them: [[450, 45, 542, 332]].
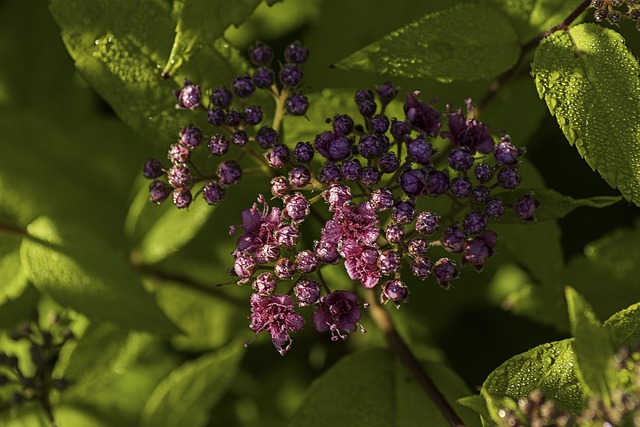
[[364, 289, 466, 427], [0, 221, 28, 238]]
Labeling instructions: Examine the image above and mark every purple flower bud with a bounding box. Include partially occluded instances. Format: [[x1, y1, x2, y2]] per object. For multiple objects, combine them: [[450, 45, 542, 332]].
[[175, 80, 201, 110], [234, 253, 256, 281], [143, 159, 164, 179], [168, 164, 191, 187], [341, 159, 362, 181], [472, 185, 491, 203], [379, 250, 402, 275], [379, 152, 400, 174], [462, 230, 497, 271], [253, 272, 277, 295], [392, 200, 416, 224], [425, 169, 450, 196], [168, 143, 190, 164], [253, 67, 275, 89], [359, 135, 383, 159], [249, 293, 304, 355], [276, 224, 300, 249], [407, 137, 434, 165], [208, 134, 229, 156], [371, 188, 395, 211], [279, 64, 303, 88], [284, 41, 309, 64], [474, 163, 494, 183], [256, 126, 279, 149], [149, 180, 170, 203], [376, 82, 398, 105], [315, 131, 351, 162], [370, 114, 390, 134], [381, 280, 409, 308], [243, 105, 263, 126], [485, 197, 505, 219], [293, 141, 314, 163], [294, 278, 321, 306], [404, 92, 441, 136], [433, 258, 459, 289], [448, 149, 474, 171], [318, 163, 342, 184], [323, 184, 352, 211], [178, 124, 203, 149], [333, 114, 354, 135], [313, 291, 361, 341], [270, 176, 290, 198], [463, 210, 488, 234], [248, 40, 274, 66], [224, 109, 243, 127], [255, 244, 280, 264], [442, 225, 466, 253], [450, 177, 472, 199], [295, 251, 318, 274], [442, 109, 494, 154], [355, 89, 375, 104], [385, 224, 405, 244], [207, 108, 225, 127], [415, 211, 439, 235], [407, 237, 429, 257], [266, 144, 290, 168], [233, 130, 249, 147], [360, 166, 381, 187], [232, 74, 256, 98], [172, 187, 192, 209], [283, 193, 310, 222], [399, 168, 426, 197], [217, 160, 242, 185], [411, 256, 433, 280], [358, 100, 377, 118], [514, 193, 540, 221], [315, 239, 339, 264], [390, 119, 410, 142], [210, 86, 233, 108], [202, 181, 225, 205], [285, 94, 309, 116], [494, 136, 523, 165], [497, 166, 520, 190], [274, 257, 296, 280], [288, 165, 311, 188]]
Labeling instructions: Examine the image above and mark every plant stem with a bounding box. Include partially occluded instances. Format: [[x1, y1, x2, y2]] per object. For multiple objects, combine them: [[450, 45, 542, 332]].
[[364, 289, 466, 427], [0, 221, 28, 238]]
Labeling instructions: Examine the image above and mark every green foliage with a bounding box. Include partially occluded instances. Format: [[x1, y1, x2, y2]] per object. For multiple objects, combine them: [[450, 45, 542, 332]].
[[532, 23, 640, 207], [334, 3, 520, 82]]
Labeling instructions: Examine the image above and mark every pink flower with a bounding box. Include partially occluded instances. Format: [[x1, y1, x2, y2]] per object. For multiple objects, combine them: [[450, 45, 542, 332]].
[[249, 293, 305, 355], [312, 291, 362, 341]]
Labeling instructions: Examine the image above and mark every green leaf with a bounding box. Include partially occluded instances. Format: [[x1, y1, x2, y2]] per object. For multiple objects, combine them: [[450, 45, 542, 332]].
[[140, 343, 244, 427], [481, 339, 584, 422], [532, 24, 640, 206], [0, 285, 40, 330], [334, 3, 520, 82], [494, 188, 621, 222], [20, 217, 179, 334], [126, 180, 216, 264], [289, 348, 481, 427], [0, 234, 28, 305], [50, 0, 249, 148], [566, 287, 614, 398], [457, 395, 493, 425], [604, 301, 640, 348]]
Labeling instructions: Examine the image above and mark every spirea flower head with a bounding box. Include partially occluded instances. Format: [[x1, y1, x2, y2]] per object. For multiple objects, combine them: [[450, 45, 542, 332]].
[[312, 291, 362, 341]]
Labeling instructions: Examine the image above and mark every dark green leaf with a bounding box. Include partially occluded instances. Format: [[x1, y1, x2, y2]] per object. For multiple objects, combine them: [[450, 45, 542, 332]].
[[456, 395, 493, 425], [532, 24, 640, 206], [334, 3, 520, 82], [0, 234, 28, 305], [0, 285, 40, 330], [494, 188, 621, 223], [140, 343, 244, 427], [289, 348, 481, 427], [20, 217, 179, 334], [566, 287, 615, 397], [604, 301, 640, 349], [481, 339, 584, 421]]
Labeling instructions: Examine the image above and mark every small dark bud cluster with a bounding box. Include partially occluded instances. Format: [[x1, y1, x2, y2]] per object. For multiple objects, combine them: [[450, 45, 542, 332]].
[[144, 40, 310, 209], [0, 311, 74, 413], [589, 0, 640, 30]]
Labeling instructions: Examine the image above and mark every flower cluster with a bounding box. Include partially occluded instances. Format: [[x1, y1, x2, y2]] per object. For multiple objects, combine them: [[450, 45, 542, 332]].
[[145, 40, 540, 355], [143, 40, 310, 209], [589, 0, 640, 29]]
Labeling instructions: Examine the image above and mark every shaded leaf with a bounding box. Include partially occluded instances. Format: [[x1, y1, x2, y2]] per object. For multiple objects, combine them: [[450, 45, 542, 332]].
[[604, 301, 640, 349], [334, 3, 520, 82], [0, 234, 28, 305], [457, 395, 493, 425], [20, 217, 179, 334], [0, 285, 40, 330], [566, 287, 614, 397], [289, 348, 481, 427], [140, 343, 244, 427], [532, 24, 640, 206]]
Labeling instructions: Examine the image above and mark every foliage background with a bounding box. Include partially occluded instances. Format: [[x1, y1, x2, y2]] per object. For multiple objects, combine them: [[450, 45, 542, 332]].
[[1, 0, 640, 426]]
